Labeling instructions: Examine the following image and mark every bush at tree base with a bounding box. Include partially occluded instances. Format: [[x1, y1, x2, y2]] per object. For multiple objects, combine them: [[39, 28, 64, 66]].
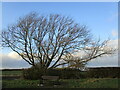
[[22, 66, 46, 80]]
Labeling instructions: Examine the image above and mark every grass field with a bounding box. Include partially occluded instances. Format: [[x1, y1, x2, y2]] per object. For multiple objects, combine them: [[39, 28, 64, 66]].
[[2, 78, 119, 88], [1, 70, 22, 76], [1, 70, 119, 88]]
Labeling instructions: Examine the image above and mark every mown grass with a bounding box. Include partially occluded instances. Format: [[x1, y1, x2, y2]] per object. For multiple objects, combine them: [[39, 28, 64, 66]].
[[2, 78, 119, 88]]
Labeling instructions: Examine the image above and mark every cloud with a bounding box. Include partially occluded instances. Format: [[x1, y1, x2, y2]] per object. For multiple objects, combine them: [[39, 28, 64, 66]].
[[87, 39, 118, 67], [8, 51, 22, 60], [111, 30, 118, 37], [0, 52, 30, 69], [87, 52, 118, 67], [107, 39, 118, 49]]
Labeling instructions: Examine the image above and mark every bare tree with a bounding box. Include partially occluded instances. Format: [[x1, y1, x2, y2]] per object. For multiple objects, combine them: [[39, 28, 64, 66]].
[[62, 39, 117, 70], [2, 12, 91, 70]]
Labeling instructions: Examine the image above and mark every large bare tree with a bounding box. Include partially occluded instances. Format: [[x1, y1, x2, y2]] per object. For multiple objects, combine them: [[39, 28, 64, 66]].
[[2, 12, 116, 70], [2, 12, 91, 70]]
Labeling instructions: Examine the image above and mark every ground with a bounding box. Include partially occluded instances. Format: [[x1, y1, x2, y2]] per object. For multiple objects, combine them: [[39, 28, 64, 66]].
[[1, 70, 119, 88]]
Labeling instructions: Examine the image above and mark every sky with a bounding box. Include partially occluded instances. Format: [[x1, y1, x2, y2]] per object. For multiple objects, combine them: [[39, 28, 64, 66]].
[[1, 2, 118, 69]]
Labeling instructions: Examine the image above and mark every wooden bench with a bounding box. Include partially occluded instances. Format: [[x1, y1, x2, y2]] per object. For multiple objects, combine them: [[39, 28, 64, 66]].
[[41, 76, 60, 86]]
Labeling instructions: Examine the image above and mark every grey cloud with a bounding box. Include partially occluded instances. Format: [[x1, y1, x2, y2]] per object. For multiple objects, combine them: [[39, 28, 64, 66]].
[[1, 55, 30, 69], [87, 52, 118, 67]]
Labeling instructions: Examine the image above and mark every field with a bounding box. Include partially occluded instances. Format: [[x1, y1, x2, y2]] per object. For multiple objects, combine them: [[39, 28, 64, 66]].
[[1, 70, 22, 76], [1, 70, 119, 88], [2, 78, 119, 88]]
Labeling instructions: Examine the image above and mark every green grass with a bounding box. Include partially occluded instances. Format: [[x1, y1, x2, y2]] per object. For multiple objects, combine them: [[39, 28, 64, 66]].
[[2, 79, 40, 88], [2, 78, 119, 88], [61, 78, 119, 88], [1, 71, 22, 76], [1, 70, 119, 88]]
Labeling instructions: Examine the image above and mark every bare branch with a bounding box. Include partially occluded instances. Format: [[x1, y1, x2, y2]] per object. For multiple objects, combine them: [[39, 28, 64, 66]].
[[1, 12, 95, 69]]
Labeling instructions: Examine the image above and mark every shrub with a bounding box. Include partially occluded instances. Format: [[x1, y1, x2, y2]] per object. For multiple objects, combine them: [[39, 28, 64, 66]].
[[22, 66, 46, 80]]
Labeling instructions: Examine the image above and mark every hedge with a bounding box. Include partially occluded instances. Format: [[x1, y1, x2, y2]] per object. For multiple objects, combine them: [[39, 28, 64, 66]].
[[22, 67, 120, 80]]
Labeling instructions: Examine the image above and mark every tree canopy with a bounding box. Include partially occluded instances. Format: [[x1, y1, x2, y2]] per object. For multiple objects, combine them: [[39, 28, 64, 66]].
[[2, 12, 116, 70]]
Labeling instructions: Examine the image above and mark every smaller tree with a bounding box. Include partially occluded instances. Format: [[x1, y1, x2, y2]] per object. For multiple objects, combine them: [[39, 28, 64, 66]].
[[62, 39, 117, 70]]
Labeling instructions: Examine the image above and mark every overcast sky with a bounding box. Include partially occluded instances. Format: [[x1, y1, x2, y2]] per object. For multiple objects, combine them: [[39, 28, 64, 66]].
[[1, 2, 118, 69]]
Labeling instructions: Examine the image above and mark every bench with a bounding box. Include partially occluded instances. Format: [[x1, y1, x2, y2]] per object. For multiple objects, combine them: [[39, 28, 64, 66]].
[[40, 76, 60, 86]]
